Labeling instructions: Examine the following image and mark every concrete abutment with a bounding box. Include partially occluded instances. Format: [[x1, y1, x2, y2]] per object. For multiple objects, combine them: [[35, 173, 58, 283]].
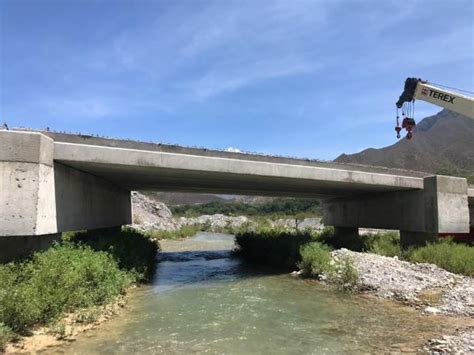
[[1, 131, 132, 260], [324, 175, 470, 247]]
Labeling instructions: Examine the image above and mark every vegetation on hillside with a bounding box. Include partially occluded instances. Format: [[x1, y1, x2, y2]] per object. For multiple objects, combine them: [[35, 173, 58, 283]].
[[171, 198, 321, 218], [0, 228, 158, 350]]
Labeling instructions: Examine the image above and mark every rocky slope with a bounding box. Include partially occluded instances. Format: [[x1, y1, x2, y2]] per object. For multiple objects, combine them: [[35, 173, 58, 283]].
[[131, 191, 180, 231], [335, 109, 474, 176]]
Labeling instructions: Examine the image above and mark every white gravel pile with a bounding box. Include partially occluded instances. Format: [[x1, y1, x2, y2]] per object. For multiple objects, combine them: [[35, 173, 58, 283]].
[[424, 327, 474, 354], [179, 214, 250, 230], [332, 249, 474, 317], [271, 217, 323, 230]]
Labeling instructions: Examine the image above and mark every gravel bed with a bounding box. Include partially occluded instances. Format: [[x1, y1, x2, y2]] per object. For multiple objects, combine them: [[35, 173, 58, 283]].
[[331, 249, 474, 317], [424, 327, 474, 353]]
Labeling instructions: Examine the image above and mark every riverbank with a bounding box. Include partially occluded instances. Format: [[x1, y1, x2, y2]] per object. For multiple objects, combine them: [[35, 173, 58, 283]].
[[0, 228, 159, 353], [331, 249, 473, 317], [330, 249, 474, 352], [4, 293, 129, 353]]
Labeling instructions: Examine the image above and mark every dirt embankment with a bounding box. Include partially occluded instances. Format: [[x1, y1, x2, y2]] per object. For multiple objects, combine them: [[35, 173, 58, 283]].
[[4, 294, 131, 354]]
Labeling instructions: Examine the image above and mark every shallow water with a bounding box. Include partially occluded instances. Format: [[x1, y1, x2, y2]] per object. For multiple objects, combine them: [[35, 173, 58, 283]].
[[53, 232, 456, 354]]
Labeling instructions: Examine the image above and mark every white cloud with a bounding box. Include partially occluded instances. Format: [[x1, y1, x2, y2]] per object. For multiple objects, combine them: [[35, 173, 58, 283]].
[[225, 147, 241, 153], [44, 98, 118, 119], [183, 57, 320, 101]]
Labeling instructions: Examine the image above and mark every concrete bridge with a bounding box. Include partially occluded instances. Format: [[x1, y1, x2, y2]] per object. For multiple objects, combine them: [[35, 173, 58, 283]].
[[1, 129, 473, 259]]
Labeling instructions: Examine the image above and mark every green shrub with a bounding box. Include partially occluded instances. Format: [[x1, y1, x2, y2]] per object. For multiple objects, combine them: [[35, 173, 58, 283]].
[[0, 323, 14, 351], [235, 227, 315, 270], [299, 243, 358, 291], [64, 227, 159, 281], [298, 242, 334, 278], [0, 244, 133, 334], [362, 232, 400, 257], [408, 239, 474, 276], [329, 256, 359, 292]]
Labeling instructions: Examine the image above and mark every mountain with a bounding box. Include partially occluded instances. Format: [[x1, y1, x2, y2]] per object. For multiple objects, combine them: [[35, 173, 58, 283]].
[[141, 192, 227, 206], [335, 110, 474, 182], [141, 192, 274, 206]]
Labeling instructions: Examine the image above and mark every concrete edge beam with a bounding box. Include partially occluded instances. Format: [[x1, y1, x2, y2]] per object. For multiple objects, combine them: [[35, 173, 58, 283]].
[[0, 130, 54, 166], [53, 142, 425, 191]]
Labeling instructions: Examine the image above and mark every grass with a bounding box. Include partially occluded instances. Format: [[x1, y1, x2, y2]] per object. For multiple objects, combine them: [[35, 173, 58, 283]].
[[0, 228, 159, 350], [408, 239, 474, 276]]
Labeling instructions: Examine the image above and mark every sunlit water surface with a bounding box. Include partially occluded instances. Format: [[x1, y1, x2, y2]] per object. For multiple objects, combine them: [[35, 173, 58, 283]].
[[51, 232, 457, 354]]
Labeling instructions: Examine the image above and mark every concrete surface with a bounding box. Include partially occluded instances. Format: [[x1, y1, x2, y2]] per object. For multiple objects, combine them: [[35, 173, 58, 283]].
[[0, 131, 131, 238], [0, 131, 57, 236], [54, 162, 131, 232]]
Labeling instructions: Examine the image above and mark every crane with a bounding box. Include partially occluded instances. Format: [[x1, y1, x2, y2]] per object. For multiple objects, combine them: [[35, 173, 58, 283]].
[[395, 78, 474, 139]]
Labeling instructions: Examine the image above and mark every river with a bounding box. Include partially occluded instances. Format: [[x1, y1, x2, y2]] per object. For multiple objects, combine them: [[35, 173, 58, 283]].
[[52, 232, 456, 354]]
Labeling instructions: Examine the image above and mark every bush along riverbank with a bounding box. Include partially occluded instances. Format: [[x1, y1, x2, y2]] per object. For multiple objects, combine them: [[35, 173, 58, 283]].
[[235, 227, 474, 315], [0, 228, 159, 352]]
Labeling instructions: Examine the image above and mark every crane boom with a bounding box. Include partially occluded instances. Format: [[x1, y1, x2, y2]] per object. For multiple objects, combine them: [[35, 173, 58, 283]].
[[396, 78, 474, 118]]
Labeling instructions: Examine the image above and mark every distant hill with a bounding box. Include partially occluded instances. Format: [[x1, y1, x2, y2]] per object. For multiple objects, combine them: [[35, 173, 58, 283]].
[[335, 110, 474, 183], [141, 192, 227, 206], [141, 192, 274, 206]]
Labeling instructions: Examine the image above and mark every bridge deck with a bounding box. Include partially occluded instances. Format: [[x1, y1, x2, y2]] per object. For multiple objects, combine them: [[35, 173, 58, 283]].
[[10, 129, 471, 199]]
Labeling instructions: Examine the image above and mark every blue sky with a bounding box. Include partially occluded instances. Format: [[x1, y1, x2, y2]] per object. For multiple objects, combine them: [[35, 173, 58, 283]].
[[1, 0, 473, 160]]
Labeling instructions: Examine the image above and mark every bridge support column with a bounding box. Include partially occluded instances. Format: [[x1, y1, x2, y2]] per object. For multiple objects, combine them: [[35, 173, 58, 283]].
[[333, 227, 361, 248], [469, 200, 474, 228], [399, 231, 437, 248], [323, 175, 470, 247], [1, 131, 132, 261]]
